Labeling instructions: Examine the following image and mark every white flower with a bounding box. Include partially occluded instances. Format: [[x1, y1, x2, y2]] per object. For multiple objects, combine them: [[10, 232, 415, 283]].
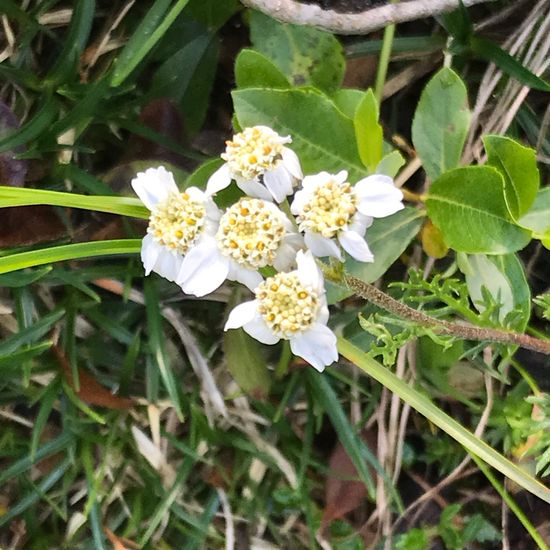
[[131, 166, 221, 283], [206, 126, 303, 203], [178, 197, 303, 297], [291, 170, 404, 262], [224, 250, 337, 372]]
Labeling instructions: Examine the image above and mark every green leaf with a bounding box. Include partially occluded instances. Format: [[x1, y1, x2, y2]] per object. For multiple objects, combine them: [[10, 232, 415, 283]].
[[233, 88, 367, 180], [45, 0, 96, 85], [426, 166, 531, 254], [110, 0, 191, 87], [224, 328, 271, 399], [0, 186, 149, 218], [0, 341, 52, 370], [519, 187, 550, 236], [235, 49, 290, 89], [249, 11, 345, 93], [457, 253, 531, 330], [412, 68, 470, 181], [0, 95, 57, 153], [347, 207, 425, 284], [376, 150, 406, 178], [0, 240, 142, 275], [354, 89, 383, 172], [332, 88, 364, 119], [484, 135, 539, 219], [338, 337, 550, 505], [471, 37, 550, 93]]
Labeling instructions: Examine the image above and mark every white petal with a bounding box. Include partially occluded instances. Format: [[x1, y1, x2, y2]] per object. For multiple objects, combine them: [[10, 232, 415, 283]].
[[243, 316, 280, 345], [281, 147, 303, 179], [338, 230, 374, 262], [290, 323, 338, 372], [273, 237, 302, 271], [349, 213, 373, 237], [263, 165, 294, 203], [178, 240, 230, 297], [290, 188, 310, 215], [301, 172, 329, 192], [225, 300, 258, 330], [236, 177, 273, 201], [153, 248, 184, 283], [354, 175, 404, 218], [131, 166, 179, 210], [228, 263, 263, 291], [304, 231, 342, 260], [296, 249, 322, 289], [334, 170, 348, 184], [141, 234, 162, 276], [206, 164, 232, 195]]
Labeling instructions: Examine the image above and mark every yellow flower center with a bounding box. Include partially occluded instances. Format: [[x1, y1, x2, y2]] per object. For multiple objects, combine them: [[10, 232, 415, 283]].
[[296, 178, 357, 238], [217, 198, 285, 269], [148, 192, 205, 253], [256, 272, 319, 338], [222, 127, 285, 180]]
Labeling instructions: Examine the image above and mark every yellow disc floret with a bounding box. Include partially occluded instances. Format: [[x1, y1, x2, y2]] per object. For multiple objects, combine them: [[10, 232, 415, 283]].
[[222, 126, 285, 181], [256, 272, 319, 338], [296, 178, 357, 238], [217, 198, 285, 268], [148, 192, 205, 253]]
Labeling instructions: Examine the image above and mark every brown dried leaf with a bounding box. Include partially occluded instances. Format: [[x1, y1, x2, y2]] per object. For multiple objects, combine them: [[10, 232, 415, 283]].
[[321, 428, 376, 529], [53, 345, 134, 410]]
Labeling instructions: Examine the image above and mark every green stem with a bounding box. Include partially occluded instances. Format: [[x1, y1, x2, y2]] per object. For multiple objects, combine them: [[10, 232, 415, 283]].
[[471, 454, 549, 550], [337, 337, 550, 504], [374, 1, 398, 103]]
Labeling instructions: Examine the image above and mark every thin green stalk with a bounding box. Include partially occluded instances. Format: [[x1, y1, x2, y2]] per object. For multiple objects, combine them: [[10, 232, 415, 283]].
[[338, 337, 550, 504], [374, 1, 398, 103], [471, 454, 549, 550]]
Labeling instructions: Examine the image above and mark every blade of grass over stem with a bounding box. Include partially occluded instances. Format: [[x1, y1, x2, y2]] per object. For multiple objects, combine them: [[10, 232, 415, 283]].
[[0, 186, 149, 218], [338, 337, 550, 504], [0, 240, 142, 275], [110, 0, 191, 87]]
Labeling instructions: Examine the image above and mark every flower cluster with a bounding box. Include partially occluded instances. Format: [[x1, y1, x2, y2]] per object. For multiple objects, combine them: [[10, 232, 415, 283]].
[[132, 126, 404, 371]]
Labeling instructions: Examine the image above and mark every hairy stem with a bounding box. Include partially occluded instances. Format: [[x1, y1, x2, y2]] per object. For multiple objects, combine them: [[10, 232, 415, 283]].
[[340, 273, 550, 355]]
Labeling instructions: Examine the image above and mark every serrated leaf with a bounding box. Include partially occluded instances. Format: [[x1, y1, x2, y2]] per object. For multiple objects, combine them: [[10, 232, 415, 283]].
[[426, 166, 531, 254], [249, 11, 344, 93], [457, 253, 530, 330], [484, 135, 539, 220], [354, 89, 383, 172], [235, 49, 290, 89], [412, 68, 470, 181], [224, 328, 271, 399], [232, 88, 367, 180]]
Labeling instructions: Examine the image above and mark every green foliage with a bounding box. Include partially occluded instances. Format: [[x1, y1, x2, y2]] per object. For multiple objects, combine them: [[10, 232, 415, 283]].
[[484, 135, 540, 220], [534, 294, 550, 321], [412, 68, 470, 181], [249, 11, 345, 93], [426, 166, 531, 254], [457, 253, 531, 330], [232, 88, 368, 180], [235, 49, 290, 89], [354, 89, 383, 172], [520, 187, 550, 249]]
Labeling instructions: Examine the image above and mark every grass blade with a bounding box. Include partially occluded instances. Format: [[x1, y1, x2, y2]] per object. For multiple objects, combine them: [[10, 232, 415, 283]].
[[0, 186, 148, 218], [338, 337, 550, 504], [0, 239, 142, 275]]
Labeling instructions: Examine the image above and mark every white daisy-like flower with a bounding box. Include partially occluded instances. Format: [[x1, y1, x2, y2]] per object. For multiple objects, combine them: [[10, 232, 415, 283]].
[[290, 170, 404, 262], [206, 126, 303, 203], [178, 197, 303, 297], [131, 166, 222, 283], [224, 250, 337, 372]]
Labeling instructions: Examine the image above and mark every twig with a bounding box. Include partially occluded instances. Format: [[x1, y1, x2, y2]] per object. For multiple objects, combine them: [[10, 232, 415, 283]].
[[239, 0, 495, 35], [340, 274, 550, 355]]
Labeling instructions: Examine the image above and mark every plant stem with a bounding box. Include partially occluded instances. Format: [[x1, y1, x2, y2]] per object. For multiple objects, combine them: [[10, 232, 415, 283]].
[[374, 16, 396, 104], [340, 273, 550, 355]]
